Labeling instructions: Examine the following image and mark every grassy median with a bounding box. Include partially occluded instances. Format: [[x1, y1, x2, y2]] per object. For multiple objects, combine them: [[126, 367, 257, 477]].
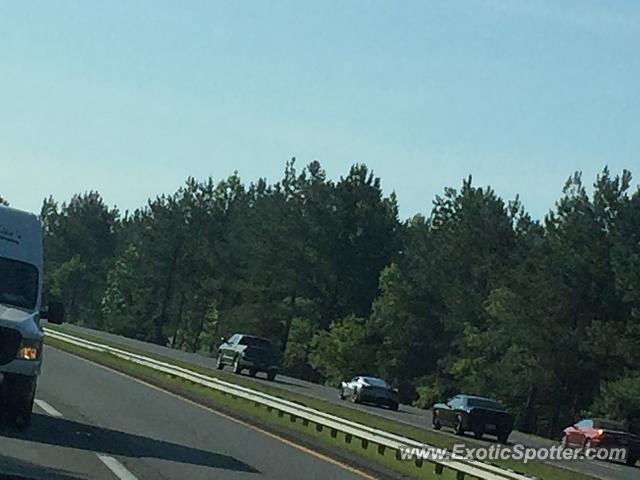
[[45, 326, 598, 480]]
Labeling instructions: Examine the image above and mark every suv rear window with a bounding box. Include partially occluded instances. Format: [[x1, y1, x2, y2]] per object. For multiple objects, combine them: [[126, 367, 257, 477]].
[[239, 336, 272, 348]]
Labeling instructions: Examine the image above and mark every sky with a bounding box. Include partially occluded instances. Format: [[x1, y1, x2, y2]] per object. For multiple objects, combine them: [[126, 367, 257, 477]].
[[1, 0, 638, 220]]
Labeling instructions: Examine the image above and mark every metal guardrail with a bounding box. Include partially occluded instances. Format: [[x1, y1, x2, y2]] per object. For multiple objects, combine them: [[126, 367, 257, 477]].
[[44, 327, 534, 480]]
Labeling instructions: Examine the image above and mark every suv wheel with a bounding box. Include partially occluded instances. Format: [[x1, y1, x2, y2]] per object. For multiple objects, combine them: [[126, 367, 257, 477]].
[[267, 371, 276, 382], [216, 353, 224, 370], [233, 357, 242, 374], [6, 376, 36, 430], [454, 415, 465, 435]]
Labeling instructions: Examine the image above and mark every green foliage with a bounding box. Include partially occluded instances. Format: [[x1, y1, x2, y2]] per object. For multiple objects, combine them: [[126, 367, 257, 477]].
[[592, 374, 640, 433], [38, 163, 640, 438], [309, 315, 376, 385], [282, 317, 319, 381], [41, 192, 119, 327]]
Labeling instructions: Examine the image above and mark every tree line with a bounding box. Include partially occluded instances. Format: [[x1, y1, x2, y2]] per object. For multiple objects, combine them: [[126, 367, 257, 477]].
[[3, 160, 639, 437]]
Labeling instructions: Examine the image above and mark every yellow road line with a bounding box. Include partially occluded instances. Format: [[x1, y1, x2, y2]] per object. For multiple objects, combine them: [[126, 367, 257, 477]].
[[61, 347, 378, 480]]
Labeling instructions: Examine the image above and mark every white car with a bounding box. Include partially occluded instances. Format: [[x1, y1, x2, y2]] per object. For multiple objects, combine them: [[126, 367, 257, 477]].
[[338, 376, 399, 411]]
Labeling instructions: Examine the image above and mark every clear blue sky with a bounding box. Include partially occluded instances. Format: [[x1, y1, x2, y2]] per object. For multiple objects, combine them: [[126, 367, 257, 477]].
[[1, 0, 638, 219]]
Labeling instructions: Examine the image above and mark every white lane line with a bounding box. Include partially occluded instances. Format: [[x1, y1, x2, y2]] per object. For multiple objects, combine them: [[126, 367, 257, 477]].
[[34, 399, 63, 417], [97, 455, 138, 480]]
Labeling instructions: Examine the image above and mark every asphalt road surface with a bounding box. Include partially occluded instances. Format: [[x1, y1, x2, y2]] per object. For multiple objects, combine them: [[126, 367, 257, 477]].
[[0, 346, 370, 480], [53, 323, 640, 480]]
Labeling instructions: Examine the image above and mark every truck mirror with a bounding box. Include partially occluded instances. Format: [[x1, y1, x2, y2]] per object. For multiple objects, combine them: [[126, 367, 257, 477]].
[[43, 301, 65, 324]]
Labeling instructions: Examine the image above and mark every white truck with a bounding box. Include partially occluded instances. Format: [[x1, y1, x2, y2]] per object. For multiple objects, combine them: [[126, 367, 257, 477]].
[[0, 205, 64, 428]]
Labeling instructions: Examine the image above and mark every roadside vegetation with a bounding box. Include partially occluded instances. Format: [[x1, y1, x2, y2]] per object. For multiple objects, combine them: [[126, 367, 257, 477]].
[[4, 161, 639, 438]]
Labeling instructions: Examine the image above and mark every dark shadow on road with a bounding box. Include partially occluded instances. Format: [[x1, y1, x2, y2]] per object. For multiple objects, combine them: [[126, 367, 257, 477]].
[[270, 377, 310, 389], [233, 371, 309, 389], [0, 455, 85, 480], [0, 414, 259, 474], [351, 401, 412, 415]]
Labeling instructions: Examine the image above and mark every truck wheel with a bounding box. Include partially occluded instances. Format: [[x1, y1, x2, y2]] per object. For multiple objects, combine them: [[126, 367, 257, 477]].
[[497, 433, 510, 444], [6, 375, 37, 429], [389, 401, 399, 411], [249, 369, 257, 377], [267, 371, 276, 382]]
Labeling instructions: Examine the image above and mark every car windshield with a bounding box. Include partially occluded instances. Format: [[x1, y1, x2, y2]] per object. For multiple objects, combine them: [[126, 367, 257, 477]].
[[594, 420, 627, 431], [239, 336, 272, 349], [467, 398, 504, 410], [0, 257, 38, 310], [362, 377, 389, 388]]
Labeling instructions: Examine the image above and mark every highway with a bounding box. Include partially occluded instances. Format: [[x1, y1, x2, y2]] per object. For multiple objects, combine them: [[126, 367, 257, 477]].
[[55, 324, 640, 480], [0, 346, 370, 480]]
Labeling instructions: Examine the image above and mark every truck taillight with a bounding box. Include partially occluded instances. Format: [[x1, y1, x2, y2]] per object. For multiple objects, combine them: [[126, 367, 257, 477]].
[[17, 339, 42, 360]]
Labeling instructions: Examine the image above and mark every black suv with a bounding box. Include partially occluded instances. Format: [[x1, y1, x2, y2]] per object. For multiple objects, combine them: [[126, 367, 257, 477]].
[[216, 334, 279, 381]]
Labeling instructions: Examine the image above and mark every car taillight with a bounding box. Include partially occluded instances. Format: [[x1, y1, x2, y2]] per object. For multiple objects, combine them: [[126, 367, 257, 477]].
[[596, 429, 604, 437]]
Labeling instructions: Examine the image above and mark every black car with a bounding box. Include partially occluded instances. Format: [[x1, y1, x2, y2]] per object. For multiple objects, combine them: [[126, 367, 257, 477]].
[[432, 394, 513, 443], [216, 333, 278, 381]]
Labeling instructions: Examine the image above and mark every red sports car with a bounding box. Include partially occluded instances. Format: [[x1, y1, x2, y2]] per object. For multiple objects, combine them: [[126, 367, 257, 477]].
[[561, 418, 639, 466]]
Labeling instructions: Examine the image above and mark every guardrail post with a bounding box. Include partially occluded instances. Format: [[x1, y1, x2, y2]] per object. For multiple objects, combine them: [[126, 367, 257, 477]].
[[456, 471, 465, 480], [377, 444, 385, 455], [345, 434, 352, 444], [415, 458, 423, 468], [395, 449, 402, 460], [361, 439, 369, 449], [302, 419, 309, 427], [277, 410, 284, 417], [315, 424, 323, 432], [434, 464, 444, 475], [290, 415, 296, 423], [330, 428, 337, 438]]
